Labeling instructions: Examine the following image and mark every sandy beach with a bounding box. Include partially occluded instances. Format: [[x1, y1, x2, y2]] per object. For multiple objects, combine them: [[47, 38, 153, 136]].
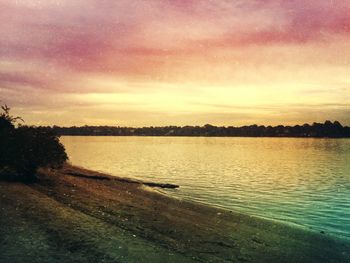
[[0, 165, 349, 263]]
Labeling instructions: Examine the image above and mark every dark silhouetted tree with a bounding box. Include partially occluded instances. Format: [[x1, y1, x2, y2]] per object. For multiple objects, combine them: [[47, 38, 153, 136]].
[[0, 105, 68, 181]]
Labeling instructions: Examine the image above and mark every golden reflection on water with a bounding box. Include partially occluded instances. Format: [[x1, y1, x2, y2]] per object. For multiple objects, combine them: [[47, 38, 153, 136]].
[[61, 136, 350, 239]]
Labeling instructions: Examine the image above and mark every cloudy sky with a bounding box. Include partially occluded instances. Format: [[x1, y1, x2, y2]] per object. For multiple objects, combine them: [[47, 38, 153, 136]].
[[1, 0, 350, 126]]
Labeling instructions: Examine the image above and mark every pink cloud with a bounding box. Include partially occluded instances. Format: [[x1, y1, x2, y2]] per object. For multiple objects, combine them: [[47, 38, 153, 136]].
[[1, 0, 350, 74], [1, 0, 350, 95]]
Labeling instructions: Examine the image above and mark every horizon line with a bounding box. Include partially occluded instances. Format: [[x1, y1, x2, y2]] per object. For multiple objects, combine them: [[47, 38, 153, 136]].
[[28, 120, 349, 129]]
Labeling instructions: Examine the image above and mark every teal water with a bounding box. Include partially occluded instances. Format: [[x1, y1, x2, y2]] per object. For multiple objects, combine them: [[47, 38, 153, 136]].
[[61, 136, 350, 240]]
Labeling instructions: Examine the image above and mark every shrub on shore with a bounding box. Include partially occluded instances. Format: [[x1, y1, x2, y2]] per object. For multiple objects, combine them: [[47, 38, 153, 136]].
[[0, 105, 68, 182]]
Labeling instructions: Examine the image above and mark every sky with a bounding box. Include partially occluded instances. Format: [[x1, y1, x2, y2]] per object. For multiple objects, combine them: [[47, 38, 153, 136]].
[[1, 0, 350, 127]]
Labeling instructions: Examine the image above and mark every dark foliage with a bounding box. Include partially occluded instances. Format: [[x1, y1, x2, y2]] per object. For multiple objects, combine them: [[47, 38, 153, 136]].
[[0, 105, 68, 182], [48, 121, 350, 138]]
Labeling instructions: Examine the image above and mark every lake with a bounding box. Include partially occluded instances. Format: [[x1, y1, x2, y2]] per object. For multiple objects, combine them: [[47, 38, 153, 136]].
[[61, 136, 350, 240]]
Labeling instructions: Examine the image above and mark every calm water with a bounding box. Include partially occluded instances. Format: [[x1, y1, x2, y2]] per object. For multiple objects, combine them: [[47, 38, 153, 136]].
[[61, 136, 350, 240]]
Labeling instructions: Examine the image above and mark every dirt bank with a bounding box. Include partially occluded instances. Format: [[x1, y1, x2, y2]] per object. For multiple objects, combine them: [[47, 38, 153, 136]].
[[0, 165, 349, 262]]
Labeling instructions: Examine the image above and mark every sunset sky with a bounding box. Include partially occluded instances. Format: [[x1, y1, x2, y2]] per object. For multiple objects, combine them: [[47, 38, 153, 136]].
[[1, 0, 350, 126]]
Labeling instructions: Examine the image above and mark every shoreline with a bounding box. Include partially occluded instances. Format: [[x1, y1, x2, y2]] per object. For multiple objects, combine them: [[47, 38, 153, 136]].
[[1, 164, 349, 262], [167, 193, 350, 244]]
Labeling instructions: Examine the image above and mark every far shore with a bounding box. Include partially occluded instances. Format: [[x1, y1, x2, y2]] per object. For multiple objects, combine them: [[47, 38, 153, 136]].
[[1, 164, 349, 263]]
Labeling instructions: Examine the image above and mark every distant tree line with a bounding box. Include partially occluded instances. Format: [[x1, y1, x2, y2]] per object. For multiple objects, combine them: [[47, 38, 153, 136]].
[[46, 121, 350, 138]]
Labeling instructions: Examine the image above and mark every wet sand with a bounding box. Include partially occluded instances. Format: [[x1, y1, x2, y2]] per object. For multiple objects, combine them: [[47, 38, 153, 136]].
[[0, 165, 349, 263]]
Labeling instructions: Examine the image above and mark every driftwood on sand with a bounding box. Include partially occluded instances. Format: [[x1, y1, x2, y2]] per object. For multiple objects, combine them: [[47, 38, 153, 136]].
[[65, 170, 179, 189]]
